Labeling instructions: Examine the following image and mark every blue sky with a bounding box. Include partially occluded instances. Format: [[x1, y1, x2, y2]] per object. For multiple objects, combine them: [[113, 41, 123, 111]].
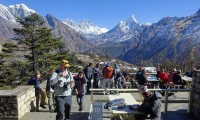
[[1, 0, 200, 29]]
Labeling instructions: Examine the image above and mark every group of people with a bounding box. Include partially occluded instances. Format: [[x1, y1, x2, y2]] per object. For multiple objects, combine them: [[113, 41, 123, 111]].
[[83, 62, 129, 95], [27, 60, 130, 120]]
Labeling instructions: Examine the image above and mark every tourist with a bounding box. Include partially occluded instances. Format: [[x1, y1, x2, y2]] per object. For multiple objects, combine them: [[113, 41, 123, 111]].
[[28, 70, 46, 112], [83, 63, 93, 94], [50, 60, 74, 120], [187, 67, 196, 77], [135, 68, 148, 86], [135, 86, 162, 120], [93, 63, 100, 88], [46, 69, 55, 112], [74, 71, 86, 112], [158, 69, 169, 86], [122, 67, 130, 81], [168, 68, 177, 88], [173, 70, 186, 88], [102, 62, 113, 95], [113, 64, 125, 89]]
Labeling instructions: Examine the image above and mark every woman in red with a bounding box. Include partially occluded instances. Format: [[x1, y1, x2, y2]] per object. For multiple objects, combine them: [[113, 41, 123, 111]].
[[158, 69, 169, 84]]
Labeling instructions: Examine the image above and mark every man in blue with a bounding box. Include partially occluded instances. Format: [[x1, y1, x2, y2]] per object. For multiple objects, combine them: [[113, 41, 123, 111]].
[[28, 70, 46, 111], [84, 63, 93, 94], [50, 60, 74, 120]]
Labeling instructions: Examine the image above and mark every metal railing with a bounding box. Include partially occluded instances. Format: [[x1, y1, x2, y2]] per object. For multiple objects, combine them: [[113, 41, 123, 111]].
[[89, 88, 192, 114]]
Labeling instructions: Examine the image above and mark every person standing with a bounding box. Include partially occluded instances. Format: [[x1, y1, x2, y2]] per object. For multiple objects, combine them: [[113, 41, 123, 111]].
[[102, 62, 113, 95], [113, 64, 125, 89], [28, 70, 46, 112], [136, 68, 148, 86], [74, 71, 86, 111], [84, 63, 93, 94], [46, 69, 55, 112], [93, 63, 100, 88], [50, 60, 74, 120]]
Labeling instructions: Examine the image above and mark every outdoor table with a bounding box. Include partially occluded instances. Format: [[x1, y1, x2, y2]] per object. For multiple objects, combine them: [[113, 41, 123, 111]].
[[182, 76, 192, 88]]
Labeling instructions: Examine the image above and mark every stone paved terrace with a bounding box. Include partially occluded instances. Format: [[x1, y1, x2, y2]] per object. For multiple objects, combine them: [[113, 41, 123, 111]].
[[20, 92, 197, 120]]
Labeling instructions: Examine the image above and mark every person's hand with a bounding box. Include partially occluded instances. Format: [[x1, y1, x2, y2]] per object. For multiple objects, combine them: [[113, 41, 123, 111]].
[[60, 72, 67, 77]]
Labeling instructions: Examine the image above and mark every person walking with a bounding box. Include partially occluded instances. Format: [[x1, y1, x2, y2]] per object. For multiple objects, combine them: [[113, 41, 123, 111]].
[[74, 71, 86, 112], [28, 70, 46, 112], [84, 63, 93, 94], [50, 60, 74, 120], [93, 63, 100, 88], [102, 62, 113, 95]]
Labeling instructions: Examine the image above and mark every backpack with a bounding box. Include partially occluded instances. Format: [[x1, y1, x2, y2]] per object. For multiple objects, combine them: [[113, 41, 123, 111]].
[[104, 67, 113, 78], [115, 69, 121, 78]]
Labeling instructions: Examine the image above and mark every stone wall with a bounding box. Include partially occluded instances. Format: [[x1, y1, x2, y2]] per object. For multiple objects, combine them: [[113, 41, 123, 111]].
[[190, 70, 200, 118], [0, 86, 35, 120]]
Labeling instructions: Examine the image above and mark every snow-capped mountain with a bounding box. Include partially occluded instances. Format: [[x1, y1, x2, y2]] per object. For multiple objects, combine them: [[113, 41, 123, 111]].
[[95, 15, 145, 44], [121, 10, 200, 64], [62, 19, 108, 36], [0, 3, 35, 23]]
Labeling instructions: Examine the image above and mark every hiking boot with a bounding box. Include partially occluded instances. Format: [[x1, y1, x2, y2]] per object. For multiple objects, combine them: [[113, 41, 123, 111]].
[[40, 105, 46, 109], [78, 107, 83, 112]]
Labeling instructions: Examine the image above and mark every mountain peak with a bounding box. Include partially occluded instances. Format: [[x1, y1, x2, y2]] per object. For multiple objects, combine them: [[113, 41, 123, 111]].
[[8, 3, 36, 13], [196, 8, 200, 14], [127, 14, 138, 23]]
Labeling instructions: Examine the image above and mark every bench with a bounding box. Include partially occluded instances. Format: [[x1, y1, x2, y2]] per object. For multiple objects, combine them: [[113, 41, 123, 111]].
[[88, 102, 103, 120], [124, 82, 132, 89]]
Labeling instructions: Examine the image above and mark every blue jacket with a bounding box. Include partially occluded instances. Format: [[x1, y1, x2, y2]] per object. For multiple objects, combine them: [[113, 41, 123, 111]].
[[28, 77, 40, 91]]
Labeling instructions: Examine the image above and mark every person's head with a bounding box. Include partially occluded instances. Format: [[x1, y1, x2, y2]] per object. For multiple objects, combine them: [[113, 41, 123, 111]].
[[78, 71, 84, 78], [177, 70, 181, 74], [89, 63, 93, 67], [172, 68, 177, 72], [160, 69, 165, 73], [192, 67, 196, 71], [138, 67, 142, 71], [106, 62, 111, 67], [34, 70, 41, 79], [60, 60, 70, 70], [140, 86, 151, 98], [96, 63, 100, 67], [141, 69, 146, 74]]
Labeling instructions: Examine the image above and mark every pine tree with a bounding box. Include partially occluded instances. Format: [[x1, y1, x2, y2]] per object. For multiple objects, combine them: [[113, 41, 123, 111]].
[[13, 13, 63, 77]]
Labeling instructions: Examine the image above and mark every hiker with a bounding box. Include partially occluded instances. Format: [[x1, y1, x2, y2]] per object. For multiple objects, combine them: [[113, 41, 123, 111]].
[[28, 70, 46, 112], [135, 86, 162, 120], [83, 63, 93, 94], [46, 69, 55, 112], [168, 68, 177, 88], [186, 67, 196, 77], [135, 68, 148, 86], [50, 60, 74, 120], [158, 69, 169, 87], [173, 70, 185, 88], [113, 64, 125, 89], [122, 67, 130, 81], [93, 63, 100, 88], [102, 62, 113, 95], [74, 71, 86, 111]]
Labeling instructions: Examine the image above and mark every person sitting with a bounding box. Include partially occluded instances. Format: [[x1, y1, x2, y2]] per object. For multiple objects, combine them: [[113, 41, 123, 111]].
[[135, 86, 162, 120], [168, 68, 177, 88], [158, 69, 169, 88], [28, 70, 46, 111], [173, 70, 185, 88]]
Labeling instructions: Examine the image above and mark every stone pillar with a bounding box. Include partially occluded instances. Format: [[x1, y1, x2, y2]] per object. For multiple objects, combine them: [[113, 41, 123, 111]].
[[0, 86, 36, 120], [190, 70, 200, 117]]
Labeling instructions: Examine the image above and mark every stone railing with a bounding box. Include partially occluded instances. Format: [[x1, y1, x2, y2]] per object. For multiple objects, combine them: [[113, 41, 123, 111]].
[[190, 70, 200, 118], [0, 86, 35, 120]]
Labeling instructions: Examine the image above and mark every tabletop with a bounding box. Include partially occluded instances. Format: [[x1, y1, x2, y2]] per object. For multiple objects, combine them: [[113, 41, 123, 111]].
[[108, 93, 142, 114]]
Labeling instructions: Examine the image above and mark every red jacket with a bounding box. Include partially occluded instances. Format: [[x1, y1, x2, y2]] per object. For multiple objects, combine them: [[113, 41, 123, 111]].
[[158, 72, 169, 84]]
